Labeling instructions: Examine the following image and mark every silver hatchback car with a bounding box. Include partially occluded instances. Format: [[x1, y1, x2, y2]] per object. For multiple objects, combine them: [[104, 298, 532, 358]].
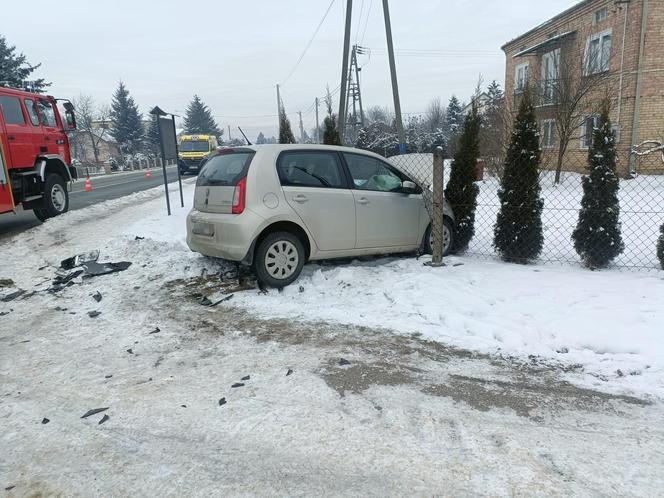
[[186, 144, 455, 287]]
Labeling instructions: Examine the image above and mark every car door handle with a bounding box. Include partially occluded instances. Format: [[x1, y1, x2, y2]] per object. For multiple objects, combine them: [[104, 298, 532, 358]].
[[357, 197, 370, 205], [292, 194, 308, 203]]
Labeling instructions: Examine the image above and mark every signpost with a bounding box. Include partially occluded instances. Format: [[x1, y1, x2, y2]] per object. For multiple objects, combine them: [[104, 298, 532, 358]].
[[150, 106, 184, 215]]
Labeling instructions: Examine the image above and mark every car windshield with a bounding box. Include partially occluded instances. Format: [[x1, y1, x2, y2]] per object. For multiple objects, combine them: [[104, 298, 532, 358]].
[[180, 140, 210, 152], [197, 152, 254, 186]]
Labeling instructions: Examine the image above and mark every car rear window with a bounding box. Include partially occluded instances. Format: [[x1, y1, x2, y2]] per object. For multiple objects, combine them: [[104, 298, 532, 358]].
[[197, 152, 254, 187]]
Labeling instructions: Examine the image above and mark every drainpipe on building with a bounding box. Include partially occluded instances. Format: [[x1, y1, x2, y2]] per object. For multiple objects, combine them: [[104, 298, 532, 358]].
[[628, 0, 649, 177], [616, 0, 630, 131]]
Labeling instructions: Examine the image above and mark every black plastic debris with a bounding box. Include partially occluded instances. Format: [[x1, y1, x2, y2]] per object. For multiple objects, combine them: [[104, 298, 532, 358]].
[[181, 404, 187, 408], [1, 289, 25, 302], [82, 261, 132, 278], [41, 417, 50, 424], [88, 310, 101, 318], [5, 486, 15, 491], [148, 327, 161, 334], [231, 383, 244, 388], [126, 348, 133, 355], [286, 369, 293, 376], [241, 375, 250, 381], [104, 374, 113, 379], [0, 278, 14, 288], [218, 397, 227, 406], [49, 270, 83, 292], [54, 306, 68, 311], [0, 311, 10, 317], [134, 236, 145, 240], [81, 407, 109, 419], [338, 358, 351, 366], [61, 250, 99, 270], [92, 291, 102, 302], [98, 414, 110, 425], [299, 286, 305, 293]]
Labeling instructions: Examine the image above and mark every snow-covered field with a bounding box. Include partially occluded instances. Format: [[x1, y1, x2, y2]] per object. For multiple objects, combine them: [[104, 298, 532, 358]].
[[1, 180, 663, 495]]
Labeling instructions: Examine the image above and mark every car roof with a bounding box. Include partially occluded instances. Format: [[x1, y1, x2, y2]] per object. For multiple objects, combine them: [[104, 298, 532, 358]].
[[223, 143, 388, 161]]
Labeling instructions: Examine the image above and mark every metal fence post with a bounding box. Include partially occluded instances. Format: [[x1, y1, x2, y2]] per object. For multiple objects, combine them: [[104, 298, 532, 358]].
[[431, 146, 445, 265]]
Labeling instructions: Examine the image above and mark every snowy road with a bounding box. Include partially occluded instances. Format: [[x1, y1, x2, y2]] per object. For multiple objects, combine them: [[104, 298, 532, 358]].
[[1, 181, 663, 496]]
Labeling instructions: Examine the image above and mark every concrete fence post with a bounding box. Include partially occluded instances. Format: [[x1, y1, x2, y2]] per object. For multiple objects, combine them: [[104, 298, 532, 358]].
[[431, 146, 445, 265]]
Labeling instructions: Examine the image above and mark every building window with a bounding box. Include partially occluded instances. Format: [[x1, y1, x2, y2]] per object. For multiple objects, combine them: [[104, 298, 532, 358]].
[[581, 115, 599, 149], [541, 120, 556, 149], [594, 7, 608, 25], [541, 49, 560, 104], [585, 29, 612, 74], [514, 62, 529, 93]]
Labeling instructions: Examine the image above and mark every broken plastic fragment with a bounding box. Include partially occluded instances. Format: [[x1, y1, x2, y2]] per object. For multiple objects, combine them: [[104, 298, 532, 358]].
[[81, 407, 109, 419]]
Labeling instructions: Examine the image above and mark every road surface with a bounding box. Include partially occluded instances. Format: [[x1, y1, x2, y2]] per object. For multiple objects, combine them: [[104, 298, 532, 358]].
[[0, 166, 183, 239]]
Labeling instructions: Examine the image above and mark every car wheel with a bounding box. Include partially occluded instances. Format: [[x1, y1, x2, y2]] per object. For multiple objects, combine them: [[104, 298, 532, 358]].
[[254, 231, 305, 288], [424, 218, 454, 257], [34, 208, 49, 222], [42, 173, 69, 218]]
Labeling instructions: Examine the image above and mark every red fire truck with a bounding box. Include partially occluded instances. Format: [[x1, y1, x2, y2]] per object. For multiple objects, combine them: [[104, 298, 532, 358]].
[[0, 86, 78, 220]]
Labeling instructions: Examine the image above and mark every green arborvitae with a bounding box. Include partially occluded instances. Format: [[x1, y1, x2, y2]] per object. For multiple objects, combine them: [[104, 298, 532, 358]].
[[571, 104, 624, 268], [444, 100, 481, 253], [657, 223, 664, 270], [109, 81, 144, 155], [493, 88, 544, 263], [183, 95, 221, 136], [323, 115, 341, 145], [0, 35, 50, 92], [279, 105, 296, 144]]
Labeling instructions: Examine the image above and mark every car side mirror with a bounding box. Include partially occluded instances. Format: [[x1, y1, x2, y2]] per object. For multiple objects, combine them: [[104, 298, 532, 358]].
[[65, 110, 77, 130], [401, 180, 418, 194]]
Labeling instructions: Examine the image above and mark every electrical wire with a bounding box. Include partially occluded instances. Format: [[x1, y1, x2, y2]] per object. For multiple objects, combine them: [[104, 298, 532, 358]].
[[280, 0, 337, 86], [354, 0, 365, 44], [359, 0, 373, 45]]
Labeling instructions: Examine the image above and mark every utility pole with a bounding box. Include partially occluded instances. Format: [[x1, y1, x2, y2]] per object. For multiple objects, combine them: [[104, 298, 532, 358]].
[[354, 46, 365, 127], [338, 0, 353, 143], [298, 111, 305, 143], [315, 97, 320, 144], [382, 0, 405, 153], [276, 84, 282, 136], [228, 125, 232, 142]]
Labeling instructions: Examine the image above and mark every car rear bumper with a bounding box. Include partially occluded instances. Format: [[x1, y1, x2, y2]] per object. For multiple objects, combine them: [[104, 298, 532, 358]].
[[186, 208, 263, 262]]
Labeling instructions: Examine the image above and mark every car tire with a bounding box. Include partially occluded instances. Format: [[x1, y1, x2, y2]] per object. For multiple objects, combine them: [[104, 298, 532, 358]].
[[423, 218, 454, 257], [254, 231, 306, 288], [40, 173, 69, 219]]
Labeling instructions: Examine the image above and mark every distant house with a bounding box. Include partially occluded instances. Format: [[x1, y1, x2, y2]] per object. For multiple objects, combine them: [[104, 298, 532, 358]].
[[502, 0, 664, 175], [69, 128, 120, 166], [461, 92, 489, 116]]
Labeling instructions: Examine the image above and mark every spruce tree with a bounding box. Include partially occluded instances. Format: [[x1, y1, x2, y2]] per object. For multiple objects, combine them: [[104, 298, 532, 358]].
[[446, 95, 463, 155], [657, 223, 664, 270], [572, 104, 624, 268], [279, 105, 296, 144], [323, 115, 341, 145], [493, 88, 544, 263], [183, 95, 221, 136], [110, 81, 144, 155], [256, 132, 266, 144], [0, 35, 49, 91], [444, 101, 481, 253], [146, 114, 161, 155]]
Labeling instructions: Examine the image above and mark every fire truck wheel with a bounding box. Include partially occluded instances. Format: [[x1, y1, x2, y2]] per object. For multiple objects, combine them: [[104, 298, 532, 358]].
[[34, 209, 49, 222], [42, 173, 69, 218]]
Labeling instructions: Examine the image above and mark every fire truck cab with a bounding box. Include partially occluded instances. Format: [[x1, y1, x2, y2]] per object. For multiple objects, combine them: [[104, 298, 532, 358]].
[[0, 86, 77, 220]]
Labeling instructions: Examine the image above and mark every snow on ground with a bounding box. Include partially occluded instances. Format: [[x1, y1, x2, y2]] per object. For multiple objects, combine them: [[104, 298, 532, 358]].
[[1, 180, 664, 495]]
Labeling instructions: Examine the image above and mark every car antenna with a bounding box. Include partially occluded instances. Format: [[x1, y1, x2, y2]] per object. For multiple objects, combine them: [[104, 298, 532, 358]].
[[238, 126, 252, 145]]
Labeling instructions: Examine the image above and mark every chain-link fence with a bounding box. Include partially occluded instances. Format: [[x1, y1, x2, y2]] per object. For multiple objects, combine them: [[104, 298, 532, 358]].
[[388, 149, 664, 270]]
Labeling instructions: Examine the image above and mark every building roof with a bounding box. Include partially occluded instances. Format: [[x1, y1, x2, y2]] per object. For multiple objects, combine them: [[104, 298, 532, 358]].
[[512, 30, 576, 57], [501, 0, 596, 51]]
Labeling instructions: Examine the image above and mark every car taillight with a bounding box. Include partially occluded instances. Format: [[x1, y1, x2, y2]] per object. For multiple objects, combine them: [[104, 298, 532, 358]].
[[232, 177, 247, 214]]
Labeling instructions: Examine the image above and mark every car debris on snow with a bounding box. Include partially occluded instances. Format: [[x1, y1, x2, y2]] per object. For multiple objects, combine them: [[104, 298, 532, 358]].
[[148, 327, 161, 334], [60, 250, 100, 270], [92, 291, 102, 302], [88, 310, 101, 318], [241, 375, 250, 381], [81, 407, 109, 419], [98, 414, 110, 425], [104, 374, 113, 379], [231, 383, 244, 388], [338, 358, 351, 366], [126, 348, 133, 354], [218, 398, 227, 406], [286, 369, 294, 376], [1, 288, 26, 302], [41, 418, 50, 424], [0, 278, 15, 288]]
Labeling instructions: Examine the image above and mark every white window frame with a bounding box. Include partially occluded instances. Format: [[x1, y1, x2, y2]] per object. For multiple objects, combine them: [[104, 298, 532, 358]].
[[514, 62, 529, 93], [580, 115, 599, 150], [541, 48, 560, 104], [541, 119, 556, 149], [594, 7, 608, 25], [584, 29, 613, 75]]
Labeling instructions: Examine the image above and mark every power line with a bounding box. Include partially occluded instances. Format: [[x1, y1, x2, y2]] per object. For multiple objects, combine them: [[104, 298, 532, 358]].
[[354, 0, 365, 44], [280, 0, 337, 86], [359, 0, 373, 45]]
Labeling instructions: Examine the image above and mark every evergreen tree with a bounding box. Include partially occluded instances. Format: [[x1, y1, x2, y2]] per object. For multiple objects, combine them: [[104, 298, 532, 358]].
[[572, 104, 624, 268], [183, 95, 221, 136], [256, 132, 267, 144], [146, 114, 161, 155], [110, 81, 144, 155], [322, 85, 341, 145], [0, 35, 50, 91], [493, 88, 544, 263], [279, 105, 296, 144], [445, 95, 463, 156], [657, 223, 664, 270], [444, 101, 481, 253]]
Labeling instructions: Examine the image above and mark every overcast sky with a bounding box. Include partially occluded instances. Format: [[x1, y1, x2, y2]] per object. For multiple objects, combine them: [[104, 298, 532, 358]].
[[4, 0, 579, 139]]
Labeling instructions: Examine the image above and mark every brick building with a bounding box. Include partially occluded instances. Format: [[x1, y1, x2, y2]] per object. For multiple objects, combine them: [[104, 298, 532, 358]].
[[502, 0, 664, 176]]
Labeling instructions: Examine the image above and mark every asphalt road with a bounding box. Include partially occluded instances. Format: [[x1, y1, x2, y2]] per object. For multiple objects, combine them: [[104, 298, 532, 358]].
[[0, 166, 183, 239]]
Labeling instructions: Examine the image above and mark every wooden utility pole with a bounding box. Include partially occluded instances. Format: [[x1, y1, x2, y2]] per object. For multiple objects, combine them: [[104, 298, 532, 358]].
[[298, 111, 305, 143], [382, 0, 405, 153], [228, 125, 232, 141], [315, 97, 320, 144], [338, 0, 353, 143], [276, 83, 282, 133]]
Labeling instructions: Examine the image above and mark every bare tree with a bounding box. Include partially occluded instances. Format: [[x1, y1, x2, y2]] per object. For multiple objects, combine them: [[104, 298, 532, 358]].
[[72, 94, 111, 165], [530, 27, 616, 184], [424, 97, 444, 132]]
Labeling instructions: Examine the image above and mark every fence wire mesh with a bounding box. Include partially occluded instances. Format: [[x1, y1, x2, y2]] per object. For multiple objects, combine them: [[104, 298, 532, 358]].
[[388, 149, 664, 270]]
